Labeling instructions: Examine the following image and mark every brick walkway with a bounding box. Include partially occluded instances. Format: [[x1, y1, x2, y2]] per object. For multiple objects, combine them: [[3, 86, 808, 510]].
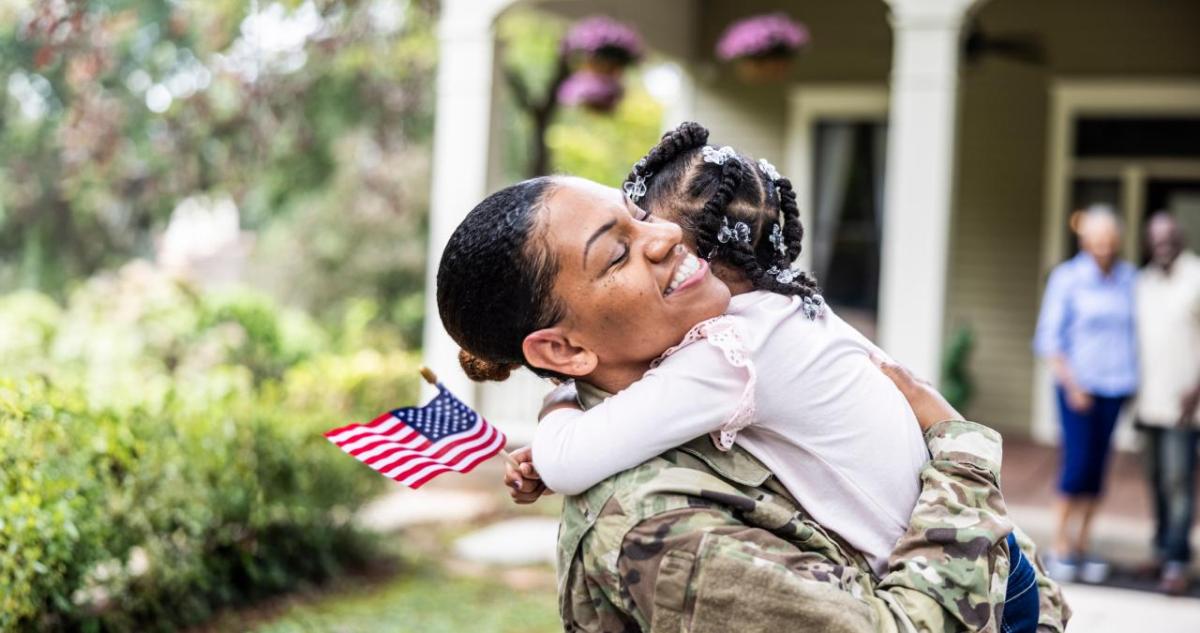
[[1001, 438, 1156, 521], [1002, 438, 1200, 600]]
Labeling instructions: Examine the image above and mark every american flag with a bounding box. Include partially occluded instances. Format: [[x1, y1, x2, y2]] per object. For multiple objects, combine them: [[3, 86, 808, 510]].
[[324, 384, 507, 489]]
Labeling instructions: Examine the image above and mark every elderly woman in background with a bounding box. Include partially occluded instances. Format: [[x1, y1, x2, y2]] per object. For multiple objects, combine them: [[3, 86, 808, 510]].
[[1034, 206, 1138, 583]]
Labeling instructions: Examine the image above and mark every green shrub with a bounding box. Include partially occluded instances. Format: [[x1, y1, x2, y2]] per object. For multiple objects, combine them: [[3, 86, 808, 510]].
[[0, 269, 415, 631], [0, 376, 386, 632], [0, 380, 107, 629]]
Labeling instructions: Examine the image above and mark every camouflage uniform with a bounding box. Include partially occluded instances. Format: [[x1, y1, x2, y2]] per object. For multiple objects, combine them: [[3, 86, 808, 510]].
[[555, 419, 1070, 633]]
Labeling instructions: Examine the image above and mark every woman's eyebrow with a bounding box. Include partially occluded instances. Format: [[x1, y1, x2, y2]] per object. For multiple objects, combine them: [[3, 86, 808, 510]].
[[583, 219, 618, 267]]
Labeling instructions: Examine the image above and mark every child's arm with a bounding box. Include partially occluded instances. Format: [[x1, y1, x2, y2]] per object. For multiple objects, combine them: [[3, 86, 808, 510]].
[[531, 339, 751, 495]]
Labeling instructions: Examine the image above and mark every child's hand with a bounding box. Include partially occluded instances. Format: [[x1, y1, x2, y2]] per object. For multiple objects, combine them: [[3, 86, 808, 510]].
[[504, 446, 553, 504], [873, 355, 963, 432], [540, 381, 581, 420]]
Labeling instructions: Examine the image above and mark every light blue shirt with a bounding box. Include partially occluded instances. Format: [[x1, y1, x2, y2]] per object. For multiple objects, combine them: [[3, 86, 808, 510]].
[[1034, 252, 1138, 397]]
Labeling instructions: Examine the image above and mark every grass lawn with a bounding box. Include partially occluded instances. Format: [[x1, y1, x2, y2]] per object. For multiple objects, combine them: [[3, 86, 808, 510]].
[[199, 473, 567, 633], [244, 564, 561, 633]]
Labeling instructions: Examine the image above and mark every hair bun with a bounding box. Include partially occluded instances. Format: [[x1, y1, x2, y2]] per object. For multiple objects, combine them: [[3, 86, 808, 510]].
[[666, 121, 709, 150], [458, 348, 519, 382]]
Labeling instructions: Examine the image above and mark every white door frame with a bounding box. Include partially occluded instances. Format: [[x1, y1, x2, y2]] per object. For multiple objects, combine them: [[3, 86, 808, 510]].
[[785, 84, 890, 274], [1032, 79, 1200, 444], [1040, 79, 1200, 275]]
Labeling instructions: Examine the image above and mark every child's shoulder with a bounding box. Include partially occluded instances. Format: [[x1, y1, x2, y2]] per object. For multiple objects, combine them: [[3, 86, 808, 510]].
[[652, 314, 751, 370]]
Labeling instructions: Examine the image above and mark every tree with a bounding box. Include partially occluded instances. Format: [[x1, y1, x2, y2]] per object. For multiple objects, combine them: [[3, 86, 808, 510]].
[[0, 0, 437, 307], [497, 11, 646, 177]]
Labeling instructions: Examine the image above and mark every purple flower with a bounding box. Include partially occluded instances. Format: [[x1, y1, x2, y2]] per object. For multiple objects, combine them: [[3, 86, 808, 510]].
[[562, 16, 644, 65], [716, 13, 809, 61], [556, 70, 624, 111]]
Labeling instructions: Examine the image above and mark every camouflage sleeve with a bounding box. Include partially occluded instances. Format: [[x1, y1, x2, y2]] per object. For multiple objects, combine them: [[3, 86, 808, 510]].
[[876, 420, 1016, 632], [585, 421, 1064, 633], [1011, 526, 1072, 632], [615, 509, 885, 633]]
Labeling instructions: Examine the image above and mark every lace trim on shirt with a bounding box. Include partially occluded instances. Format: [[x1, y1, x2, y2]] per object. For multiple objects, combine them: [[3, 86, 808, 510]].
[[653, 316, 756, 452]]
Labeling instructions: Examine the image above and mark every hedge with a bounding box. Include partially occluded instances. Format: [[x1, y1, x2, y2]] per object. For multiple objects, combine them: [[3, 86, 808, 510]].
[[0, 267, 420, 631]]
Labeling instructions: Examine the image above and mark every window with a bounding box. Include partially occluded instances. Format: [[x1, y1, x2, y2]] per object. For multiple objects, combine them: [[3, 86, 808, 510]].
[[1044, 82, 1200, 269], [810, 121, 886, 332], [787, 85, 889, 339]]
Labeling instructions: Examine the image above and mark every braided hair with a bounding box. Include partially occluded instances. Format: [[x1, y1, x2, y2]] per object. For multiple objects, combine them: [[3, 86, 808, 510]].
[[437, 177, 567, 382], [625, 122, 823, 313]]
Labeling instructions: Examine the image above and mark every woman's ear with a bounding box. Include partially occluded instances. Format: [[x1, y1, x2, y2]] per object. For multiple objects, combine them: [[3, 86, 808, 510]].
[[522, 328, 597, 378]]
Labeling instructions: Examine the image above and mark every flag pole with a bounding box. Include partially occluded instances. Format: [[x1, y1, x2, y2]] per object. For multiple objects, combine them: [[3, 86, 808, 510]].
[[420, 366, 519, 469]]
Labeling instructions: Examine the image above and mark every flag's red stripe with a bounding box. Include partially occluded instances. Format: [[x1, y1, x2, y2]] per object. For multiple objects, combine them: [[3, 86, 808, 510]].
[[342, 419, 483, 471], [324, 410, 399, 439], [402, 426, 502, 488], [326, 423, 431, 468], [392, 423, 506, 487], [335, 422, 414, 449], [373, 418, 491, 473], [405, 428, 506, 489], [344, 434, 425, 460], [327, 413, 409, 445], [360, 434, 436, 465], [409, 428, 506, 488], [324, 422, 362, 438], [386, 421, 497, 482], [334, 423, 408, 448], [344, 427, 425, 457], [358, 424, 473, 467]]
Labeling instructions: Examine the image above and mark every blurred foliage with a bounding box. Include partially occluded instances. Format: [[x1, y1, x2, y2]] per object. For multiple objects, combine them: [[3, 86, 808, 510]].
[[0, 0, 436, 342], [0, 263, 421, 632], [940, 325, 975, 411], [0, 2, 672, 628], [496, 7, 665, 184], [547, 90, 667, 187]]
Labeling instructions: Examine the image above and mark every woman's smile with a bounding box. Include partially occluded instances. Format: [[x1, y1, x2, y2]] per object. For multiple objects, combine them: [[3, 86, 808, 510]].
[[664, 249, 708, 297]]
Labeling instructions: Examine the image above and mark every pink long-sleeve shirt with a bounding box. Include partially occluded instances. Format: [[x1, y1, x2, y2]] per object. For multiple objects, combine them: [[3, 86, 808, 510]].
[[532, 290, 929, 575]]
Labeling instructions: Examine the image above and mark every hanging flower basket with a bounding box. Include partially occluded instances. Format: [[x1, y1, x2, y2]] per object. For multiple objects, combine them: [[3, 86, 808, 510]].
[[733, 55, 795, 83], [562, 16, 644, 78], [716, 13, 809, 83], [556, 70, 625, 112]]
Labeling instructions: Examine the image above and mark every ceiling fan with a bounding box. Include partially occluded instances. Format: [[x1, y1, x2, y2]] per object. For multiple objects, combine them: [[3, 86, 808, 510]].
[[962, 18, 1046, 66]]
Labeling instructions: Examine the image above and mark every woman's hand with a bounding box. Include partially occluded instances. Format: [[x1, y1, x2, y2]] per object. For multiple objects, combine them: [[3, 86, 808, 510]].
[[1051, 355, 1093, 413], [504, 446, 553, 504], [875, 356, 964, 432], [1065, 386, 1094, 414]]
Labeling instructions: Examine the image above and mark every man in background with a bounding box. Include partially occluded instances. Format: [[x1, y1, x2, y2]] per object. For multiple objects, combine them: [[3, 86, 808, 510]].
[[1135, 211, 1200, 595]]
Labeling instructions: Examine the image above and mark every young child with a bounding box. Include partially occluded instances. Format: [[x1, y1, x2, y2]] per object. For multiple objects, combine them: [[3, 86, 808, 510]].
[[525, 122, 1041, 631]]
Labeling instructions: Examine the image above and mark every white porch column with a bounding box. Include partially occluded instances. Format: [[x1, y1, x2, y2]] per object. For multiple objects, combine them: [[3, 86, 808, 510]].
[[420, 0, 516, 404], [877, 0, 980, 382]]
